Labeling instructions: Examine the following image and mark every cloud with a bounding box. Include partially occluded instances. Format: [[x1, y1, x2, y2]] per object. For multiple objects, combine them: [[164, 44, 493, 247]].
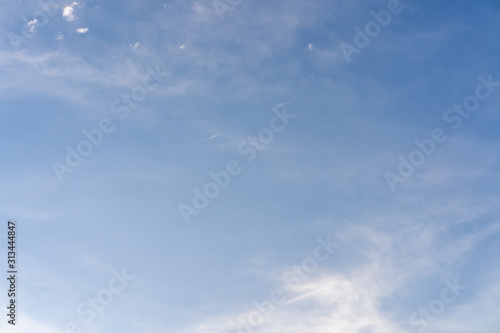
[[167, 198, 500, 333], [56, 32, 64, 40], [308, 43, 314, 51], [75, 27, 89, 34], [62, 2, 80, 21], [172, 271, 405, 333], [0, 49, 145, 100], [130, 42, 140, 50], [27, 19, 38, 33], [62, 6, 75, 21], [204, 134, 218, 141]]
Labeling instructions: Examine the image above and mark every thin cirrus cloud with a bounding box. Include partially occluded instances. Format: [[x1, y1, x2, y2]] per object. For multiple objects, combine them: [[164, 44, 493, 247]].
[[172, 276, 402, 333]]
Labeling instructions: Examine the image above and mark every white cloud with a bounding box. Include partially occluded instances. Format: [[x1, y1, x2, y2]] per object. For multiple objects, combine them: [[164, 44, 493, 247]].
[[27, 19, 38, 33], [166, 201, 500, 333], [62, 7, 76, 21], [62, 2, 80, 21], [75, 27, 89, 34], [308, 43, 314, 51], [56, 32, 65, 40], [172, 271, 405, 333], [179, 44, 187, 50]]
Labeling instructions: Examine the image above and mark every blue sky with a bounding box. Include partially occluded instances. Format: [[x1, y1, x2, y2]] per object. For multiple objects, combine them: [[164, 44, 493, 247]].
[[0, 0, 500, 332]]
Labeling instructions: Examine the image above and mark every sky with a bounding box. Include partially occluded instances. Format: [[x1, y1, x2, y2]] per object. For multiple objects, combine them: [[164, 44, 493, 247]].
[[0, 0, 500, 332]]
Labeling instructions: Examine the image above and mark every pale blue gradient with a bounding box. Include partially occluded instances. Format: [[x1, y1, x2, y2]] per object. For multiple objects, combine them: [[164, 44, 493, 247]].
[[0, 0, 499, 332]]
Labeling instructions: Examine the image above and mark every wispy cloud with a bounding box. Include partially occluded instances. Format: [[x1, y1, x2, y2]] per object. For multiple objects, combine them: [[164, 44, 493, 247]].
[[130, 42, 140, 50], [204, 134, 218, 141], [172, 273, 403, 333]]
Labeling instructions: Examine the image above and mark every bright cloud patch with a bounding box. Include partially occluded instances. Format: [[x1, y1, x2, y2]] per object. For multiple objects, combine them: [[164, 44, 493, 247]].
[[62, 2, 80, 21], [26, 19, 38, 33], [175, 272, 403, 333], [75, 27, 89, 34]]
